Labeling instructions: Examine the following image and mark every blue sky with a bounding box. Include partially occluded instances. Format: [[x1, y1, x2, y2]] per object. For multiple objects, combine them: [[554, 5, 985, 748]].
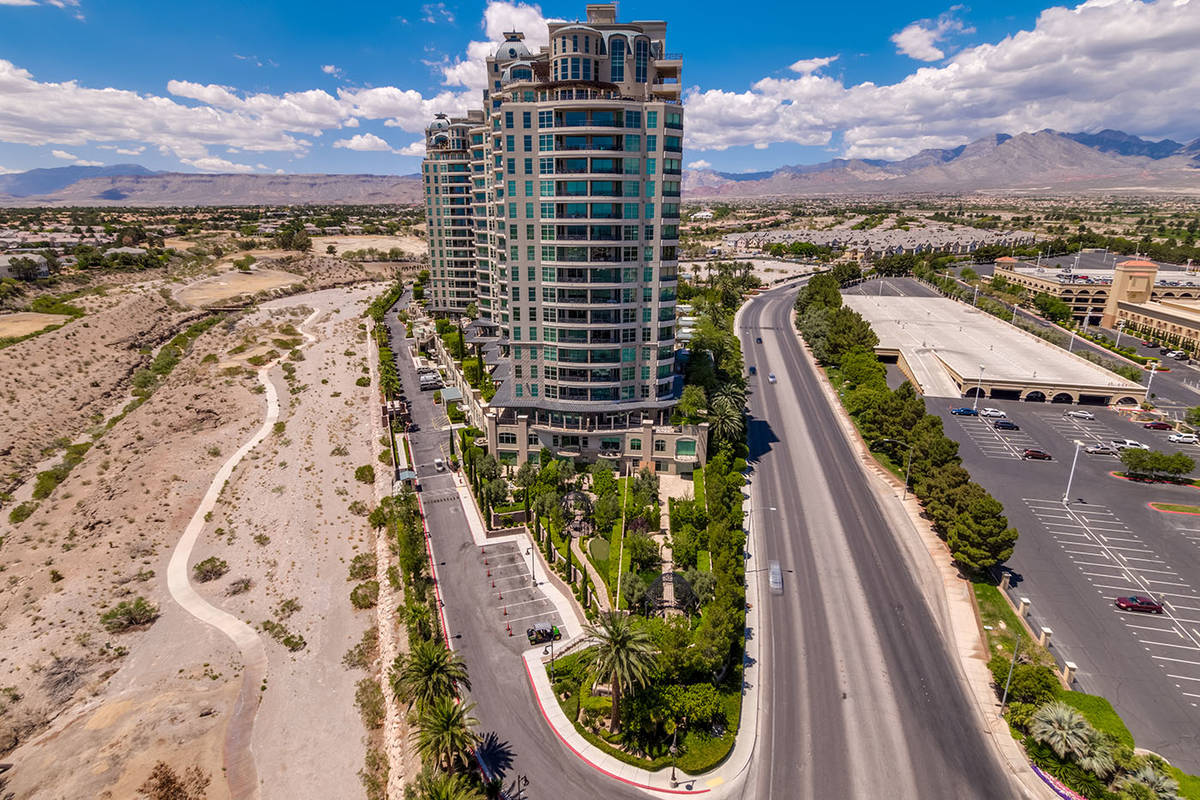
[[1, 0, 1197, 176]]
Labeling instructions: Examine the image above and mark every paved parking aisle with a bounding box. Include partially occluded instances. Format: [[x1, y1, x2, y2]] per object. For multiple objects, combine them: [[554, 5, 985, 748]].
[[480, 540, 564, 642], [951, 416, 1043, 460], [1032, 411, 1122, 446], [1024, 498, 1200, 707]]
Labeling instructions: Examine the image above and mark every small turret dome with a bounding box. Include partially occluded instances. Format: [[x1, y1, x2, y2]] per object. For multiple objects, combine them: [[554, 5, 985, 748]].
[[496, 32, 531, 59]]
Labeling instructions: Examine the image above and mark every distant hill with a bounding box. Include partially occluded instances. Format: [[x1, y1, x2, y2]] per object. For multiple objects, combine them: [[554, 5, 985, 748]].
[[683, 130, 1200, 198], [4, 128, 1200, 206], [0, 163, 159, 197], [0, 170, 423, 207]]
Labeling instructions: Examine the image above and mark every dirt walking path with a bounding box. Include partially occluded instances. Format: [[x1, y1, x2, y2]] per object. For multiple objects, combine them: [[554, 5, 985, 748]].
[[165, 308, 321, 799]]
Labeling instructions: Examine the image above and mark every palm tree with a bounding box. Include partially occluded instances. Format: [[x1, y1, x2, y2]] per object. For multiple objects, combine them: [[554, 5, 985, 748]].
[[413, 696, 480, 772], [1029, 701, 1091, 761], [1076, 727, 1114, 778], [391, 639, 471, 711], [414, 770, 485, 800], [1118, 765, 1181, 800], [582, 610, 657, 733], [708, 395, 746, 447]]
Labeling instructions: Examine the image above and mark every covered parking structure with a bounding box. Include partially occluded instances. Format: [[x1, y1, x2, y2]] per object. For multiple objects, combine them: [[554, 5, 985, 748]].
[[843, 294, 1147, 406]]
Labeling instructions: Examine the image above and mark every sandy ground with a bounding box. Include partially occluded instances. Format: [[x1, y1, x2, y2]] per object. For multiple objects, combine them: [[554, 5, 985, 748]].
[[0, 311, 70, 338], [0, 278, 391, 797], [188, 285, 380, 799], [176, 268, 305, 307], [311, 234, 425, 257]]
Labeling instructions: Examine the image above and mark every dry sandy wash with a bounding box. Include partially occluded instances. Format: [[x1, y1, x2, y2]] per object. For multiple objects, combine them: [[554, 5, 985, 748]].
[[0, 275, 391, 799]]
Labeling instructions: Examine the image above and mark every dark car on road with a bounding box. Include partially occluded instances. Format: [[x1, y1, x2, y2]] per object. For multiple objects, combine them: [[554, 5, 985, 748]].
[[1143, 421, 1172, 430], [1022, 448, 1052, 460], [1115, 595, 1164, 614], [950, 407, 978, 416], [527, 622, 562, 644], [756, 336, 763, 344], [994, 420, 1020, 431], [748, 365, 757, 375]]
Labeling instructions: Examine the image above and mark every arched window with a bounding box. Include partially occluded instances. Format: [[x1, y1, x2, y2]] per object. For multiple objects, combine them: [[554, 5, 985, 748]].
[[610, 36, 626, 82]]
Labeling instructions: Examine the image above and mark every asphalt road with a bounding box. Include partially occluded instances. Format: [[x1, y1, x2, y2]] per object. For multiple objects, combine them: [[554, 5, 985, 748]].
[[738, 286, 1018, 798], [929, 397, 1200, 770], [384, 301, 645, 800]]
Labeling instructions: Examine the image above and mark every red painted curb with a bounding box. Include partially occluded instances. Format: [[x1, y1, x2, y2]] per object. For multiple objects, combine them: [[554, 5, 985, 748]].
[[1147, 502, 1200, 516], [522, 658, 710, 795]]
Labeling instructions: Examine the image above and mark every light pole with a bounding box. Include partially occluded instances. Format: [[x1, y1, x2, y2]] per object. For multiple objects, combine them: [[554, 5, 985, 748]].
[[1062, 439, 1084, 504], [999, 632, 1022, 716], [875, 438, 914, 499], [1068, 329, 1077, 353], [526, 545, 536, 586], [972, 364, 986, 411], [972, 283, 979, 306], [1147, 361, 1158, 396], [1115, 320, 1126, 349]]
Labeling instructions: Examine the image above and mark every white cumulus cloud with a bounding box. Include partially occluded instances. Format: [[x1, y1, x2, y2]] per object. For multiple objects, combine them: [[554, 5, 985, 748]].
[[182, 156, 256, 173], [891, 7, 974, 61], [333, 133, 394, 151], [686, 159, 712, 170], [789, 55, 839, 75], [321, 64, 344, 78], [685, 0, 1200, 160], [50, 149, 78, 160]]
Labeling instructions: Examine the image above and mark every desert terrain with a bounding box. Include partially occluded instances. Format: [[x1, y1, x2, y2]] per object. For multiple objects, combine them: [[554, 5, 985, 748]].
[[0, 260, 394, 797]]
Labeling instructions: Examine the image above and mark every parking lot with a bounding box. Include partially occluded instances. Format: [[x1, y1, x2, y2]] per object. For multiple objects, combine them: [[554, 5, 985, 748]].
[[479, 540, 564, 648], [931, 397, 1200, 769]]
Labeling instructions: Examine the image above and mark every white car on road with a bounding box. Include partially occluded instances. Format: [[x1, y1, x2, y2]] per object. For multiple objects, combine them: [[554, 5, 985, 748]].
[[1110, 439, 1150, 451], [1065, 409, 1095, 420], [1169, 432, 1200, 444], [979, 408, 1006, 418]]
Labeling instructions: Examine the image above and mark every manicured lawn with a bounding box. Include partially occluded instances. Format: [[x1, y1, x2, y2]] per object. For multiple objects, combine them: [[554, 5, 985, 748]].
[[1150, 501, 1200, 514], [692, 466, 706, 511], [972, 580, 1055, 667], [1168, 765, 1200, 800], [1059, 691, 1134, 748], [588, 537, 611, 597], [697, 550, 712, 573]]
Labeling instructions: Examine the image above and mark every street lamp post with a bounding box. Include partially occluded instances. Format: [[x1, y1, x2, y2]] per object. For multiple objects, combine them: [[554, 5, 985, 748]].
[[1063, 439, 1084, 504], [972, 364, 986, 411], [875, 438, 914, 499], [1068, 329, 1077, 353], [999, 632, 1022, 716], [1115, 320, 1126, 349], [526, 546, 536, 586], [1147, 361, 1158, 396], [973, 284, 980, 306]]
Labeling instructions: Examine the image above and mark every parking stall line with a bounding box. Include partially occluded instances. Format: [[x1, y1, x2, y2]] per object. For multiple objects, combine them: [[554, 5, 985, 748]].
[[1123, 622, 1182, 634], [1168, 673, 1200, 682], [1140, 640, 1200, 651], [1151, 655, 1200, 666], [507, 611, 560, 626]]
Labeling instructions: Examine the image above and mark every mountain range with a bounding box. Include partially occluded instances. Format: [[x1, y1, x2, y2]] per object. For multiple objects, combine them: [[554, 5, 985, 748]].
[[2, 129, 1199, 206], [684, 129, 1200, 197]]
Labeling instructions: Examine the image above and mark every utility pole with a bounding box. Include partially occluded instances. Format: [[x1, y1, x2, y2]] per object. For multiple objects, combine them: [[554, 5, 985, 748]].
[[999, 632, 1022, 715]]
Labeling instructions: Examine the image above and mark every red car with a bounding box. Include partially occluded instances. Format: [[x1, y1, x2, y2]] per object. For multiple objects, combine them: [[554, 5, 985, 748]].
[[1141, 340, 1156, 347], [1023, 448, 1052, 460], [1143, 421, 1172, 430], [1115, 595, 1164, 614]]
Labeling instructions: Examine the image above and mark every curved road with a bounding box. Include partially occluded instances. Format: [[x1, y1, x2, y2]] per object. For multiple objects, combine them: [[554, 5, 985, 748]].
[[738, 286, 1019, 798], [389, 289, 1020, 798]]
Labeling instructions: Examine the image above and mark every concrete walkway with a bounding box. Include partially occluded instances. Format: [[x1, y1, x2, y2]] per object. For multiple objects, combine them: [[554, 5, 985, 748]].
[[165, 307, 320, 800], [570, 535, 611, 612]]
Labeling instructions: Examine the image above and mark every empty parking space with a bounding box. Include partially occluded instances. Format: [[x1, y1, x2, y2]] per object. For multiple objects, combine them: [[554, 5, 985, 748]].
[[952, 416, 1042, 460], [1032, 411, 1123, 446], [480, 541, 564, 640], [1024, 498, 1200, 706]]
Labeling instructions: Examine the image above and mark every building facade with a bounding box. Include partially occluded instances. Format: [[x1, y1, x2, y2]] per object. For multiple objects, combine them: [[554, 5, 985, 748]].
[[421, 3, 703, 473], [422, 110, 486, 315]]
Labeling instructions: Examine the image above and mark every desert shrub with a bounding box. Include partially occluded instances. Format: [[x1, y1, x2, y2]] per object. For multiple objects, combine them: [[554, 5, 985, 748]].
[[100, 596, 159, 631], [8, 501, 36, 524], [351, 580, 380, 609], [343, 628, 379, 670], [226, 578, 252, 595], [193, 557, 229, 582], [356, 376, 371, 387], [137, 761, 210, 800], [349, 553, 377, 581], [988, 655, 1061, 707], [349, 499, 371, 516], [355, 464, 376, 484], [355, 677, 385, 729]]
